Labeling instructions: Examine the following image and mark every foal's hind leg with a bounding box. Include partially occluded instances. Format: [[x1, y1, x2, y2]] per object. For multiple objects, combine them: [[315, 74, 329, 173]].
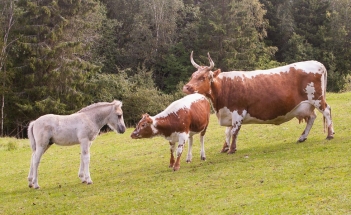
[[28, 152, 35, 188], [30, 146, 47, 189]]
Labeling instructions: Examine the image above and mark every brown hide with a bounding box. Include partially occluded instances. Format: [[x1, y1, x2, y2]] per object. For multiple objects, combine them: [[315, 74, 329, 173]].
[[131, 98, 210, 139], [184, 66, 325, 121]]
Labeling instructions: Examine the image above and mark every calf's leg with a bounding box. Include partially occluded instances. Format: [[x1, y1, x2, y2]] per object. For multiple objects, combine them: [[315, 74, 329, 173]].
[[169, 142, 176, 168], [173, 134, 188, 171], [186, 136, 193, 163]]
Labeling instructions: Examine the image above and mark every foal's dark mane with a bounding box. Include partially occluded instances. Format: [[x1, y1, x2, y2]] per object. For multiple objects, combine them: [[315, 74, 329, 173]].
[[77, 102, 113, 113]]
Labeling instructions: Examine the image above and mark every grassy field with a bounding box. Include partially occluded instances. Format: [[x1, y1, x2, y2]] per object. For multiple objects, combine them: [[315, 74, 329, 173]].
[[0, 92, 350, 214]]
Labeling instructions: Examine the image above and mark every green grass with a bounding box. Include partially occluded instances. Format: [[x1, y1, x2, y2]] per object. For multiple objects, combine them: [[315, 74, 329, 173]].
[[1, 92, 351, 214]]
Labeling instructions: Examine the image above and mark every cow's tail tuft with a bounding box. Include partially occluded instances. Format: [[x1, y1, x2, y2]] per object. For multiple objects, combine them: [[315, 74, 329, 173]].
[[322, 63, 328, 133], [28, 121, 36, 152]]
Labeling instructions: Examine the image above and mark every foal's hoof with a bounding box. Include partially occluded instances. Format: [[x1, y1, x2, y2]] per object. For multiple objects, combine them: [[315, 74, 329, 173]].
[[173, 166, 180, 171], [200, 156, 206, 161], [186, 159, 191, 163], [297, 137, 307, 143]]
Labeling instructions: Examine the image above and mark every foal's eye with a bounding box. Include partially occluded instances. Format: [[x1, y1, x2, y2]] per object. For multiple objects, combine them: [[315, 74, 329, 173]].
[[117, 114, 122, 119]]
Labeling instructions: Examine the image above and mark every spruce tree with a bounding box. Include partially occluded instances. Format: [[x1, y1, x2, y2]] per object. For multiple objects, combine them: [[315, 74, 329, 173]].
[[10, 0, 103, 128]]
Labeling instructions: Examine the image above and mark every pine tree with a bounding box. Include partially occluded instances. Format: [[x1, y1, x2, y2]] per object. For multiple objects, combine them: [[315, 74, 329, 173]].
[[9, 0, 104, 131]]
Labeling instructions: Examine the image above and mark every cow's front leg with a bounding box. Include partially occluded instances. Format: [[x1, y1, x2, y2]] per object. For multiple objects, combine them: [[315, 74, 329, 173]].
[[80, 140, 93, 184], [221, 127, 232, 153], [228, 110, 246, 154]]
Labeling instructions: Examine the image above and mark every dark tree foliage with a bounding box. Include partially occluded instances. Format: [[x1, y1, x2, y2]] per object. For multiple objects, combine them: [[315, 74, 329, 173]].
[[1, 0, 351, 136], [5, 0, 102, 136]]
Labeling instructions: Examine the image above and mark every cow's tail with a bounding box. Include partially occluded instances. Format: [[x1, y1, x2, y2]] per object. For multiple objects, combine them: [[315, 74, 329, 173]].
[[28, 121, 36, 152], [322, 63, 328, 133]]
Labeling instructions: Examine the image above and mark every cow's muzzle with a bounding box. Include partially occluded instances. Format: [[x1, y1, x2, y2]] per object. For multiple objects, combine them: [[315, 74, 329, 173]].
[[182, 85, 194, 94]]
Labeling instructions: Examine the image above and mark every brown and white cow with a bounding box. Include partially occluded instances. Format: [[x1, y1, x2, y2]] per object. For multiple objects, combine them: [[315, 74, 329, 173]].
[[130, 93, 210, 171], [183, 52, 334, 154]]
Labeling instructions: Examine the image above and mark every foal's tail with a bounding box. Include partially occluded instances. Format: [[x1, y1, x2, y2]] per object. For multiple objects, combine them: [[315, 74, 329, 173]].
[[28, 121, 36, 152]]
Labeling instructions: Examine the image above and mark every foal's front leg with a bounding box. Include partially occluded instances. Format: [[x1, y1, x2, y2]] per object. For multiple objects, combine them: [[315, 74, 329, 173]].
[[79, 140, 93, 184]]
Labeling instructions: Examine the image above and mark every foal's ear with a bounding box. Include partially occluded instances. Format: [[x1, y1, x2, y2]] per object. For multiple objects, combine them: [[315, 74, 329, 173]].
[[113, 100, 122, 108]]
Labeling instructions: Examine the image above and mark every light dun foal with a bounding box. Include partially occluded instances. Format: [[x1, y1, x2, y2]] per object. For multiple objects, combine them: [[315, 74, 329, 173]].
[[27, 100, 126, 189]]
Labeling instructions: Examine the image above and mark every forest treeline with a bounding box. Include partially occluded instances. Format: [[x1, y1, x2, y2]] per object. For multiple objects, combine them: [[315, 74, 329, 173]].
[[1, 0, 351, 137]]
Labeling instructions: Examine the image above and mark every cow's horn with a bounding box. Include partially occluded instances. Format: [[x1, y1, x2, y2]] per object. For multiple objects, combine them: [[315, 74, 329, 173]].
[[208, 52, 214, 70], [190, 51, 200, 69]]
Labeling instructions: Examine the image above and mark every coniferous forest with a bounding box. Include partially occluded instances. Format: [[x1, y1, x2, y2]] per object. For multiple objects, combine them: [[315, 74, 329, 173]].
[[1, 0, 350, 137]]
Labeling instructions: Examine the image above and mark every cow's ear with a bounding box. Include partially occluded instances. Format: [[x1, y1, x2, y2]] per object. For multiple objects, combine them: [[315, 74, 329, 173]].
[[145, 115, 153, 124], [213, 69, 221, 78]]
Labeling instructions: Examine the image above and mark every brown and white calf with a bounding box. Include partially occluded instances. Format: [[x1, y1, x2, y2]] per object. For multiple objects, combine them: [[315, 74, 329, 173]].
[[183, 52, 334, 154], [130, 93, 210, 171]]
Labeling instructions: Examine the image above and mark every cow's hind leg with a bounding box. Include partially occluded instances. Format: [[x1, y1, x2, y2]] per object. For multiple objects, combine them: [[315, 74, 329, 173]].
[[316, 101, 334, 140], [298, 111, 317, 143], [323, 104, 334, 139]]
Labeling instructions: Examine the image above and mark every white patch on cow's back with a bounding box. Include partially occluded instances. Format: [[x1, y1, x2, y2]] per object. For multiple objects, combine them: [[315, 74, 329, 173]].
[[155, 93, 206, 118], [304, 82, 321, 108], [219, 61, 324, 80]]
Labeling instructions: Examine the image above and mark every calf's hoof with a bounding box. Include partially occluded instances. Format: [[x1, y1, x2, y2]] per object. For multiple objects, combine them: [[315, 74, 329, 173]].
[[227, 149, 236, 154], [220, 148, 229, 153]]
